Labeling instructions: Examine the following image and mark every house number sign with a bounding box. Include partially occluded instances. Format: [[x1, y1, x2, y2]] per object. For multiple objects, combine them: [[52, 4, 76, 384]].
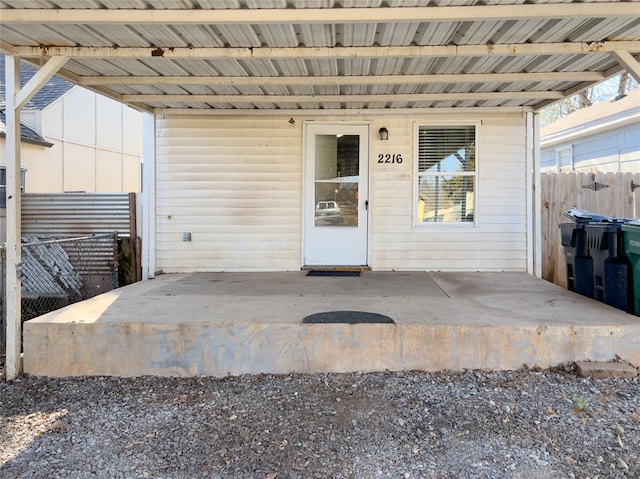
[[377, 153, 403, 164]]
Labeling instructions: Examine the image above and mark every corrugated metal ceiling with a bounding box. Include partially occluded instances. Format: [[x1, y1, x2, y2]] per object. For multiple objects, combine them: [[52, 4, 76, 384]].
[[0, 1, 639, 112]]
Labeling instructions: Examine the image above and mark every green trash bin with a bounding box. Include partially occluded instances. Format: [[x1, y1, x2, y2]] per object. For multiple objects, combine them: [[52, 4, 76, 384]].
[[622, 221, 640, 316]]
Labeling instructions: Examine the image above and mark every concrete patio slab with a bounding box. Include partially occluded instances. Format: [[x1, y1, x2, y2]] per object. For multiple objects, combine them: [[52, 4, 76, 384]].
[[23, 272, 640, 377]]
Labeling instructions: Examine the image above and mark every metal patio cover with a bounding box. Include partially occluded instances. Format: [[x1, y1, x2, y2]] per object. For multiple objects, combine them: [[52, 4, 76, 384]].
[[1, 0, 639, 383], [1, 0, 639, 113]]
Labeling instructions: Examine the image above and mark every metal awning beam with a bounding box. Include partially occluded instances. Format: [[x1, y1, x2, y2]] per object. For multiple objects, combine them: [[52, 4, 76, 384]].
[[3, 54, 70, 381], [4, 56, 21, 381], [2, 4, 638, 24], [532, 61, 628, 111], [16, 58, 154, 114], [121, 91, 563, 104], [158, 106, 535, 116], [15, 56, 69, 110], [7, 41, 640, 59], [611, 51, 640, 83], [80, 71, 605, 87]]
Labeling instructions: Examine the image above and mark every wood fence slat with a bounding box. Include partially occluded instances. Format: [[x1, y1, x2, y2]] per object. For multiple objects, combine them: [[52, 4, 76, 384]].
[[544, 173, 552, 282], [554, 172, 566, 288]]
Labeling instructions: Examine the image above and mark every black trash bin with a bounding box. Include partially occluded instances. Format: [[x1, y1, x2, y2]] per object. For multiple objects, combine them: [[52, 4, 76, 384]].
[[585, 222, 632, 312], [560, 222, 593, 297], [559, 209, 612, 298]]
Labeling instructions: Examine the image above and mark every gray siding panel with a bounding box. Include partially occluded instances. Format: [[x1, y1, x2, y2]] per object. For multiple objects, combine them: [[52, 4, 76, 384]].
[[540, 150, 556, 171], [542, 123, 640, 173]]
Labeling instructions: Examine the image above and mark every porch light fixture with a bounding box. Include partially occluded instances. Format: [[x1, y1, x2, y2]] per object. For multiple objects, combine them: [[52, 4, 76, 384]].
[[379, 127, 389, 141]]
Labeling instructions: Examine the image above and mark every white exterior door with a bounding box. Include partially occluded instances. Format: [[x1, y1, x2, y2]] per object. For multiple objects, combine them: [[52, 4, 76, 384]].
[[304, 124, 369, 266]]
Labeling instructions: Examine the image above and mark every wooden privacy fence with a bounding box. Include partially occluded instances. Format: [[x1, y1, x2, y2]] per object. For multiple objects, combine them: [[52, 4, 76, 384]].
[[541, 172, 640, 288]]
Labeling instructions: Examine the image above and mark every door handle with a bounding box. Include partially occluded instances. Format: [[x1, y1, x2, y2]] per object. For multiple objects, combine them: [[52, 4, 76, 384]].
[[365, 200, 369, 211]]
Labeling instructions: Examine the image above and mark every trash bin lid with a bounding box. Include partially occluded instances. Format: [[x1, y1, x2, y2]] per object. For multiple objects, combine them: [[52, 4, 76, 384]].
[[623, 220, 640, 228], [563, 209, 612, 223]]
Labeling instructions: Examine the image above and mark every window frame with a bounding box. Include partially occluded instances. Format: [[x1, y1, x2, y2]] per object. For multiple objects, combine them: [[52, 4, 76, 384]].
[[555, 145, 573, 172], [0, 166, 27, 209], [413, 121, 480, 229]]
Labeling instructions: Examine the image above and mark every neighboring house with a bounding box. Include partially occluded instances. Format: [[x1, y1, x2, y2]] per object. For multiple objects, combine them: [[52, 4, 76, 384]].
[[540, 89, 640, 173], [0, 55, 143, 194], [1, 3, 639, 279], [0, 110, 50, 203], [0, 110, 49, 241]]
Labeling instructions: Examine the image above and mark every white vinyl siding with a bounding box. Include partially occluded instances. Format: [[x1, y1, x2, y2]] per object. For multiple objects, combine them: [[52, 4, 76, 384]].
[[369, 114, 527, 271], [155, 116, 302, 272], [156, 112, 528, 272]]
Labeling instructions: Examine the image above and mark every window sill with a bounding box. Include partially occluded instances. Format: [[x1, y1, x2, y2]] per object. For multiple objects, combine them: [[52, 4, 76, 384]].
[[412, 223, 480, 232]]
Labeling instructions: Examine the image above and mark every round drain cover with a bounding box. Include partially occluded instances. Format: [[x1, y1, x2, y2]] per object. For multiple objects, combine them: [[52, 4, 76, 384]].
[[303, 311, 394, 324]]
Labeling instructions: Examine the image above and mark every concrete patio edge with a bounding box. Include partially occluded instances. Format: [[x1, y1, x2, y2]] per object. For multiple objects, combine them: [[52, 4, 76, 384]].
[[24, 321, 640, 377]]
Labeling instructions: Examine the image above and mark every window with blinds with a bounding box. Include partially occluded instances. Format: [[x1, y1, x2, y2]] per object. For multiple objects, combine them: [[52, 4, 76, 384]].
[[416, 125, 476, 224], [0, 167, 26, 209]]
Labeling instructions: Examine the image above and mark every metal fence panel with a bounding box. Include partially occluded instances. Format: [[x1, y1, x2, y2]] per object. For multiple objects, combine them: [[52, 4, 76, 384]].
[[0, 233, 119, 360], [22, 233, 119, 303], [22, 193, 132, 237]]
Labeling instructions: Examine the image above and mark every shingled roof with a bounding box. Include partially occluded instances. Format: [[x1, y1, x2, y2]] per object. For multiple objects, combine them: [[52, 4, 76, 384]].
[[0, 54, 74, 111]]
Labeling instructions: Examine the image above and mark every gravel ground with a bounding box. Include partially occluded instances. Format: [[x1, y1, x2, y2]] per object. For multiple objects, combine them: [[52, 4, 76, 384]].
[[1, 366, 638, 479]]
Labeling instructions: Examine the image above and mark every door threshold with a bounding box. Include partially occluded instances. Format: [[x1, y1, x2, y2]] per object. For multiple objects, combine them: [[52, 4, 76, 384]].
[[302, 266, 371, 272]]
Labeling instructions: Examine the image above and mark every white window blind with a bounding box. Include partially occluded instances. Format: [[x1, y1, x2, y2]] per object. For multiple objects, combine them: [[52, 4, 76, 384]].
[[416, 125, 476, 224]]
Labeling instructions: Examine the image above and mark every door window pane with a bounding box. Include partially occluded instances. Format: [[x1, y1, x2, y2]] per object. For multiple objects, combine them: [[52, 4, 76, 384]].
[[314, 134, 359, 227]]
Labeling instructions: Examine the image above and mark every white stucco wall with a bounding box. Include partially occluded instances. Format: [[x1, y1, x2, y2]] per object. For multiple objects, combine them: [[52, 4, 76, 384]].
[[5, 87, 144, 194], [154, 112, 529, 272]]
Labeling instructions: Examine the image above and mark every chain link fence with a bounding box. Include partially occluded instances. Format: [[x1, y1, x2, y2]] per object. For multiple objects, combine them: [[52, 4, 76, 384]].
[[0, 233, 119, 362]]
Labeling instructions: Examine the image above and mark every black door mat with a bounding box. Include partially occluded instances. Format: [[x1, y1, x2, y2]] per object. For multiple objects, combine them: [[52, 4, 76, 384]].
[[303, 311, 395, 324], [306, 271, 360, 277]]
